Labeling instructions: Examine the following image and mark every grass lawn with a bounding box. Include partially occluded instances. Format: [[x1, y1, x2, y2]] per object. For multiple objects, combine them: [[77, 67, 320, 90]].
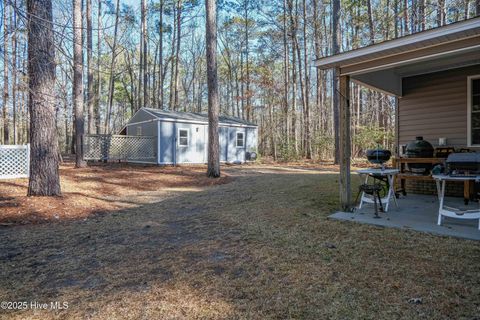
[[0, 164, 479, 319]]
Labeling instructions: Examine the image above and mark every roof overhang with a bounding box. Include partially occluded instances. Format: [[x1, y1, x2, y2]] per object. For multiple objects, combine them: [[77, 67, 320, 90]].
[[132, 108, 258, 128], [315, 17, 480, 96]]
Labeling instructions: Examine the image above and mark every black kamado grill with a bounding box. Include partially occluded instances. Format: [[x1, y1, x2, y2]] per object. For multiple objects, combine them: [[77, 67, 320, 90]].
[[405, 136, 434, 174]]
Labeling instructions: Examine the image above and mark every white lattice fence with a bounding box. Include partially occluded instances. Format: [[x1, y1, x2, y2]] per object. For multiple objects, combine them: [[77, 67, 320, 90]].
[[83, 135, 156, 162], [0, 144, 30, 179]]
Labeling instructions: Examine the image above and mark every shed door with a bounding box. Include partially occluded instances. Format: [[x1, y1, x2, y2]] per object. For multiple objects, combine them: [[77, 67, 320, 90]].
[[192, 125, 206, 163], [175, 125, 206, 164]]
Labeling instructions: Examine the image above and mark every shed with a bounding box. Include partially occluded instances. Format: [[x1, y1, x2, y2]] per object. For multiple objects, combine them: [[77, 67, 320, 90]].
[[315, 17, 480, 210], [122, 108, 258, 165]]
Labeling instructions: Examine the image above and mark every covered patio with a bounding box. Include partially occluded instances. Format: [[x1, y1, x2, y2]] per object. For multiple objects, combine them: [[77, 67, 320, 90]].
[[316, 17, 480, 239], [330, 194, 480, 240]]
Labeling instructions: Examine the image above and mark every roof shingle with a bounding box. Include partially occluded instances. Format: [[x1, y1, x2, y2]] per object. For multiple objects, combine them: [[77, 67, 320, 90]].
[[143, 108, 257, 127]]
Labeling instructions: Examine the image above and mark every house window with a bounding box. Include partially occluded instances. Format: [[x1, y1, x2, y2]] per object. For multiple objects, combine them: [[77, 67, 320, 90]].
[[236, 132, 244, 148], [178, 129, 189, 147], [136, 126, 142, 135], [469, 76, 480, 146]]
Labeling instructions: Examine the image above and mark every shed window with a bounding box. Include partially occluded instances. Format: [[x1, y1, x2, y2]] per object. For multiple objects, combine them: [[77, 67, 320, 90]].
[[236, 132, 244, 148], [136, 126, 142, 135], [178, 129, 189, 147], [469, 76, 480, 145]]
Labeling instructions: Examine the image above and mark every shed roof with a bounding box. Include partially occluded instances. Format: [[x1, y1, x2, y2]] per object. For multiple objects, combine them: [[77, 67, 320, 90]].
[[141, 108, 258, 127]]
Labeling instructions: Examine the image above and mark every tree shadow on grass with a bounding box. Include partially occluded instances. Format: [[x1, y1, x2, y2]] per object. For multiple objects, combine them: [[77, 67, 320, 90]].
[[0, 169, 340, 318], [0, 168, 477, 319]]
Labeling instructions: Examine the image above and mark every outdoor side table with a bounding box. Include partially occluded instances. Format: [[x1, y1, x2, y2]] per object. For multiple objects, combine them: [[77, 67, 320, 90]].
[[356, 168, 399, 212], [432, 174, 480, 230]]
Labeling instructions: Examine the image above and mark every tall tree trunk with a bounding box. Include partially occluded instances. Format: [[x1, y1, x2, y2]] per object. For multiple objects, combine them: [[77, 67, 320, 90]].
[[173, 0, 182, 110], [27, 0, 61, 196], [3, 0, 9, 144], [143, 0, 148, 108], [11, 0, 17, 144], [437, 0, 445, 26], [288, 0, 299, 155], [240, 49, 244, 118], [291, 1, 305, 157], [419, 0, 426, 30], [138, 0, 144, 110], [283, 0, 290, 146], [152, 42, 158, 108], [95, 0, 102, 133], [73, 0, 86, 167], [302, 0, 311, 158], [367, 0, 375, 44], [313, 0, 323, 137], [394, 0, 399, 38], [244, 0, 252, 121], [411, 0, 417, 33], [206, 0, 220, 178], [464, 0, 470, 19], [385, 0, 390, 40], [169, 4, 177, 110], [87, 0, 94, 133], [332, 0, 340, 163], [158, 0, 164, 109], [403, 0, 409, 34], [106, 0, 120, 133], [138, 0, 148, 109]]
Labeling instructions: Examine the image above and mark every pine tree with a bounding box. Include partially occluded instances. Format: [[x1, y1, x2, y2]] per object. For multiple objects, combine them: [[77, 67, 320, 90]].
[[27, 0, 61, 196], [206, 0, 220, 178]]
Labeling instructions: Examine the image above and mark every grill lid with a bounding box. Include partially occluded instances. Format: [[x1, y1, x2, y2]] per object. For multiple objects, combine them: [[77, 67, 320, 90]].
[[405, 136, 434, 158], [446, 153, 480, 163]]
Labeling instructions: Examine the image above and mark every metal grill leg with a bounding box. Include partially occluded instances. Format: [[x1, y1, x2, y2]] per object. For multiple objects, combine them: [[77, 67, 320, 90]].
[[373, 192, 380, 218]]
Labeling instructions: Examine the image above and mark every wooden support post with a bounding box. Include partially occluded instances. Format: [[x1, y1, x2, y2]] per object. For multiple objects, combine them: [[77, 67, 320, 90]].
[[338, 71, 351, 211], [394, 96, 400, 156], [394, 96, 400, 191]]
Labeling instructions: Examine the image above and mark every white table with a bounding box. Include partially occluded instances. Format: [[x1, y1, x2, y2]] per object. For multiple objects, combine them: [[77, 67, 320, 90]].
[[432, 174, 480, 230], [356, 168, 399, 212]]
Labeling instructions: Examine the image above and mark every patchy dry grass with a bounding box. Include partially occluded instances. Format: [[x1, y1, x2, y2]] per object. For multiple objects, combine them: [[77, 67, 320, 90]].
[[0, 162, 230, 225], [0, 164, 479, 319]]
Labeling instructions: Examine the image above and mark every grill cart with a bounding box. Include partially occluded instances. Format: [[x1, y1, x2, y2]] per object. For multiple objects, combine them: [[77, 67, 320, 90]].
[[356, 149, 399, 215]]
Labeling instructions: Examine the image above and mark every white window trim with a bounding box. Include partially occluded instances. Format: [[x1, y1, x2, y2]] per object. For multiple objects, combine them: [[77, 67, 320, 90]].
[[178, 128, 189, 147], [467, 74, 480, 147], [236, 131, 245, 148], [136, 126, 142, 135]]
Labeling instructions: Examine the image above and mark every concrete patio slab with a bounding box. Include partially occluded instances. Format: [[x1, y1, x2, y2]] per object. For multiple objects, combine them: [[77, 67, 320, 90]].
[[330, 194, 480, 241]]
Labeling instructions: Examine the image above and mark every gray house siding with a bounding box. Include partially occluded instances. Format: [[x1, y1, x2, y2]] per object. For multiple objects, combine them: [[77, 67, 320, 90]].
[[399, 65, 480, 148]]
